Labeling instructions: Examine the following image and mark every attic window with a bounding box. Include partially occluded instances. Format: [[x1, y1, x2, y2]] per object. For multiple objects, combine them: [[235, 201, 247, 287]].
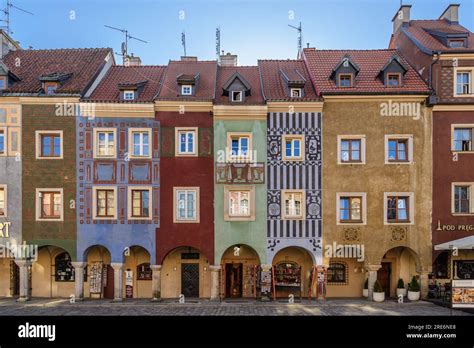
[[181, 85, 192, 95], [231, 91, 242, 102], [44, 82, 58, 95], [387, 73, 401, 87], [339, 74, 353, 88], [0, 76, 7, 90], [290, 88, 302, 98], [123, 90, 135, 100], [448, 39, 465, 48]]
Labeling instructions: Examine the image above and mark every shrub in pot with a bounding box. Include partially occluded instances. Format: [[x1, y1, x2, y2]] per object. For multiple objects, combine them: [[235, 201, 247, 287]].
[[373, 280, 385, 302], [363, 278, 368, 297], [407, 276, 420, 301], [396, 278, 407, 297]]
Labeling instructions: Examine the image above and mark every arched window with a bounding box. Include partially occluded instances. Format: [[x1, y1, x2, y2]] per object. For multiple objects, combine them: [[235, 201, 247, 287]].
[[327, 262, 348, 285], [55, 252, 74, 282]]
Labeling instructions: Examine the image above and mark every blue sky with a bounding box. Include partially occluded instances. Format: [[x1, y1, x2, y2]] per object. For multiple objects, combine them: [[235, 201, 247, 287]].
[[4, 0, 474, 65]]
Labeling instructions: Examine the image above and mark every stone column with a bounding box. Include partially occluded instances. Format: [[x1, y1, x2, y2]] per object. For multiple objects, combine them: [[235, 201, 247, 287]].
[[419, 269, 430, 299], [366, 264, 381, 301], [72, 262, 87, 301], [111, 263, 124, 301], [15, 260, 32, 302], [150, 265, 162, 300], [209, 265, 221, 301]]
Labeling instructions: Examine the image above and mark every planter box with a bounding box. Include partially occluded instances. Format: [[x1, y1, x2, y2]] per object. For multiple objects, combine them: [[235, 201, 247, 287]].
[[373, 292, 385, 302], [407, 291, 420, 301], [397, 288, 407, 297], [363, 289, 368, 297]]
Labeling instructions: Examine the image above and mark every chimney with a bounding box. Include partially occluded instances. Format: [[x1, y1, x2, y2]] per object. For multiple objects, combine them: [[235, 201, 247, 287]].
[[180, 56, 198, 62], [219, 52, 238, 66], [124, 54, 141, 66], [439, 4, 460, 23], [392, 5, 411, 33]]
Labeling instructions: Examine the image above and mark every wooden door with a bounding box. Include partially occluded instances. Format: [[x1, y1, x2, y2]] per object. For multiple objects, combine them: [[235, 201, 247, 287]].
[[104, 265, 114, 299], [181, 263, 199, 298], [377, 262, 391, 297]]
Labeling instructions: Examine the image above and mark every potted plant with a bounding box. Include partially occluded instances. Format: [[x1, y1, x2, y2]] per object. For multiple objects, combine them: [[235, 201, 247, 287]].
[[363, 279, 368, 297], [396, 278, 407, 297], [373, 280, 385, 302], [407, 276, 420, 301]]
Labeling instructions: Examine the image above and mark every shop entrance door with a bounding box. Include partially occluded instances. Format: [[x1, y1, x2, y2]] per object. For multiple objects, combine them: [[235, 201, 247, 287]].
[[225, 263, 243, 298], [104, 265, 114, 299], [181, 263, 199, 298], [377, 262, 391, 297], [9, 260, 19, 296]]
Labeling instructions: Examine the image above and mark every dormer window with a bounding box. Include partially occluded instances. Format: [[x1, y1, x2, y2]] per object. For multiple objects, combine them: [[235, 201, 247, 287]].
[[181, 85, 192, 95], [290, 88, 302, 98], [123, 90, 135, 100], [339, 74, 353, 88], [231, 91, 242, 102], [45, 83, 58, 95], [0, 76, 7, 90], [449, 39, 465, 48], [387, 73, 401, 87]]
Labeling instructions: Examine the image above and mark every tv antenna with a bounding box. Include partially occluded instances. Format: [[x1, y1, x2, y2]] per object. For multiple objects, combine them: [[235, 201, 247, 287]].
[[181, 31, 187, 56], [216, 26, 221, 60], [104, 24, 147, 59], [288, 21, 303, 52], [0, 0, 34, 35]]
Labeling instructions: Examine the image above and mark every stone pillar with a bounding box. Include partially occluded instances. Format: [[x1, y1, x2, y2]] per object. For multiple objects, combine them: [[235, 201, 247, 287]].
[[72, 262, 87, 301], [209, 265, 221, 301], [111, 263, 124, 301], [366, 264, 381, 301], [150, 265, 162, 300], [15, 260, 32, 302], [420, 269, 429, 299]]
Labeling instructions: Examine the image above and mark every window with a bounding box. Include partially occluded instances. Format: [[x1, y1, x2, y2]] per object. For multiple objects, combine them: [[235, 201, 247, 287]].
[[282, 190, 305, 219], [55, 252, 74, 282], [386, 196, 410, 223], [0, 185, 6, 217], [337, 135, 365, 164], [35, 131, 63, 159], [128, 187, 152, 220], [224, 185, 255, 221], [129, 128, 151, 158], [0, 129, 4, 155], [449, 39, 465, 48], [227, 132, 252, 161], [175, 127, 197, 156], [123, 90, 135, 100], [452, 183, 474, 214], [45, 83, 58, 95], [387, 73, 401, 87], [137, 263, 152, 280], [231, 91, 242, 102], [282, 135, 304, 161], [290, 88, 302, 98], [0, 76, 6, 90], [385, 135, 413, 164], [92, 186, 117, 220], [173, 187, 199, 223], [453, 127, 473, 152], [36, 189, 63, 221], [181, 85, 192, 95], [339, 74, 352, 87], [327, 262, 347, 284], [339, 196, 362, 223], [93, 128, 116, 158], [455, 69, 473, 96]]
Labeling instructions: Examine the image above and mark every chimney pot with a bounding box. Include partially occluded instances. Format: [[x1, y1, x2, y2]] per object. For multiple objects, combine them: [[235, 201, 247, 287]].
[[180, 56, 198, 62], [219, 52, 237, 66], [124, 55, 141, 66], [439, 4, 460, 23]]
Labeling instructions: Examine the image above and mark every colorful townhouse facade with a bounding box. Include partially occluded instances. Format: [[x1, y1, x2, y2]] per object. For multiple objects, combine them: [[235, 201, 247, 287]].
[[390, 4, 474, 296]]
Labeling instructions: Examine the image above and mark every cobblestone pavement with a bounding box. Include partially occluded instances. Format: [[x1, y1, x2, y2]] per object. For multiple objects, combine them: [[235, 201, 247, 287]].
[[0, 298, 471, 316]]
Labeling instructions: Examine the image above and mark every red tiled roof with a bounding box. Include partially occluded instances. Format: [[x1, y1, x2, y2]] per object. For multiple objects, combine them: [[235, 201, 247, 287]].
[[156, 60, 217, 100], [404, 20, 474, 52], [259, 60, 319, 101], [87, 65, 166, 102], [215, 66, 264, 105], [2, 48, 112, 94], [302, 48, 430, 95]]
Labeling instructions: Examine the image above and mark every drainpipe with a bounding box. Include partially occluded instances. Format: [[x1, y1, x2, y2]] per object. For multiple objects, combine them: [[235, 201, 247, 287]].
[[429, 51, 442, 92]]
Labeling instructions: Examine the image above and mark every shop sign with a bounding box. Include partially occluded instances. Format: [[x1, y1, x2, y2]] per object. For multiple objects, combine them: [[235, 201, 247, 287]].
[[125, 270, 133, 298], [452, 279, 474, 308], [0, 222, 12, 238], [436, 220, 474, 232]]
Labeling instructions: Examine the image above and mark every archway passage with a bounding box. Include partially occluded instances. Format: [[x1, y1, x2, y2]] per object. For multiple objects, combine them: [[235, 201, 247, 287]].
[[0, 257, 18, 297], [161, 246, 210, 299], [123, 246, 151, 299], [83, 245, 113, 299], [272, 246, 315, 299], [220, 244, 261, 299]]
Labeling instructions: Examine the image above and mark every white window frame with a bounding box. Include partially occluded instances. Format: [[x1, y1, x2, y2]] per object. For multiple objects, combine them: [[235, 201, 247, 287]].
[[173, 187, 200, 223], [127, 186, 152, 220], [92, 186, 117, 220], [281, 190, 305, 220], [451, 124, 474, 153], [175, 127, 198, 157], [181, 85, 192, 95], [123, 90, 135, 100], [282, 134, 305, 161], [383, 192, 414, 225], [227, 132, 253, 162], [35, 130, 63, 160], [0, 127, 6, 156], [224, 185, 255, 221], [35, 188, 64, 222], [0, 184, 7, 217], [93, 128, 117, 159], [129, 128, 152, 159], [336, 192, 367, 225], [454, 67, 474, 97], [451, 183, 474, 215], [384, 134, 413, 164], [290, 88, 302, 98], [231, 91, 243, 102], [337, 135, 366, 165]]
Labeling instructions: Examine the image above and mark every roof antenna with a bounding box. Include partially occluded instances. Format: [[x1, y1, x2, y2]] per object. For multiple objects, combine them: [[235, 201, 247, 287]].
[[104, 25, 147, 63], [288, 21, 303, 53], [181, 31, 187, 56], [216, 26, 221, 61], [0, 0, 33, 35]]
